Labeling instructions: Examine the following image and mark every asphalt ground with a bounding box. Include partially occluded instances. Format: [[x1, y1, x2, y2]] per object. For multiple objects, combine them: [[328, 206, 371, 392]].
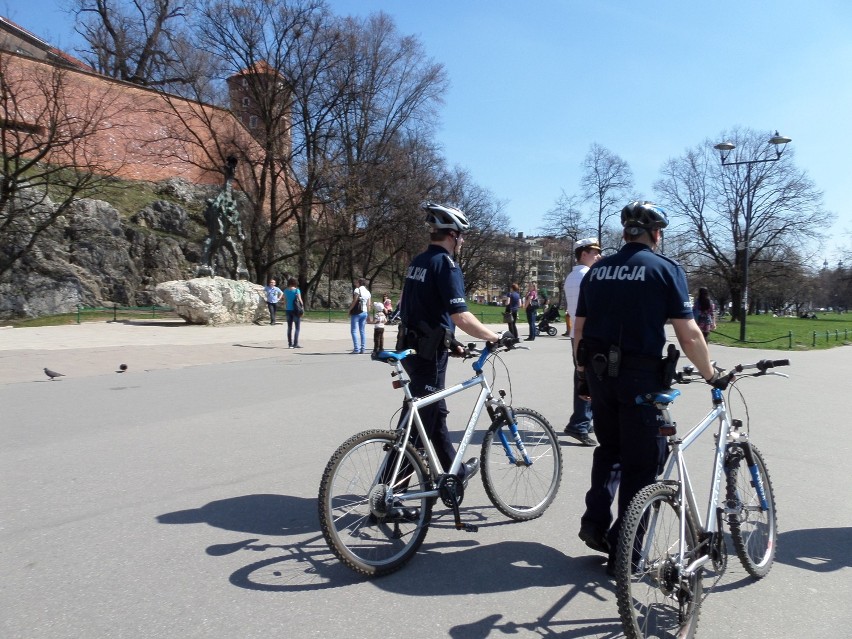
[[1, 319, 850, 638]]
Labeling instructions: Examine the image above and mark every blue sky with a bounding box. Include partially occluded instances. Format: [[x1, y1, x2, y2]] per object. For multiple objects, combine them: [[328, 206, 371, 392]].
[[6, 1, 851, 262]]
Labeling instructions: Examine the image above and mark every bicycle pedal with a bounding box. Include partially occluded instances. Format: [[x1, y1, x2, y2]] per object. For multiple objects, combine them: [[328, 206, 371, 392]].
[[456, 522, 478, 533]]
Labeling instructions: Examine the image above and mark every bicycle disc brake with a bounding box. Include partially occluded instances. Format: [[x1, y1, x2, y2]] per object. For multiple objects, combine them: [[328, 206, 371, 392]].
[[437, 474, 477, 532]]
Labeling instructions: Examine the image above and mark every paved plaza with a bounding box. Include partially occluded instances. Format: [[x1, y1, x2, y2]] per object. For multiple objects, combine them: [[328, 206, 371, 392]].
[[1, 319, 850, 638]]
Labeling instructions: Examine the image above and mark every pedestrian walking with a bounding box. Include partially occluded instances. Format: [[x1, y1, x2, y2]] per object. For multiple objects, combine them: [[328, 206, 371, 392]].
[[262, 279, 284, 325], [371, 301, 387, 357], [523, 282, 540, 340], [349, 278, 371, 353], [282, 277, 304, 348]]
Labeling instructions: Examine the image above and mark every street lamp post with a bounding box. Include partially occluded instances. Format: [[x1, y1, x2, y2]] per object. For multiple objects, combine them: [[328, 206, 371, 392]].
[[713, 131, 792, 341]]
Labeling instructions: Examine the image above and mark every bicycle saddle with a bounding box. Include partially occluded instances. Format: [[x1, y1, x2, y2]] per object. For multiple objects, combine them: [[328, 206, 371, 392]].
[[372, 349, 415, 363], [635, 389, 681, 406]]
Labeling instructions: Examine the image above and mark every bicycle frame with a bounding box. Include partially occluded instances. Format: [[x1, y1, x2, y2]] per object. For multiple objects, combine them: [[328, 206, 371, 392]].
[[655, 385, 770, 577], [661, 388, 729, 532], [382, 347, 531, 504]]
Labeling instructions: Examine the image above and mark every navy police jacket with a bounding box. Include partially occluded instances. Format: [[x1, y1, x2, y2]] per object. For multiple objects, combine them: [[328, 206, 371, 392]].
[[576, 242, 693, 358], [401, 245, 468, 333]]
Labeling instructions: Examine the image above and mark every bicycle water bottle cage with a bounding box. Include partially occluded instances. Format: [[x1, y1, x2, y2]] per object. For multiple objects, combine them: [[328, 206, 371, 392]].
[[635, 389, 681, 407]]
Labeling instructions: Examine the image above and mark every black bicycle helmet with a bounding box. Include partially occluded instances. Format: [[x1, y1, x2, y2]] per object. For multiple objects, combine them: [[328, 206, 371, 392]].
[[621, 201, 669, 230], [422, 202, 470, 232]]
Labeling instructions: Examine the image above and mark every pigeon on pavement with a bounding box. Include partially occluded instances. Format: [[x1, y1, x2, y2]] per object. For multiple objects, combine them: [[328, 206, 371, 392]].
[[44, 367, 65, 380]]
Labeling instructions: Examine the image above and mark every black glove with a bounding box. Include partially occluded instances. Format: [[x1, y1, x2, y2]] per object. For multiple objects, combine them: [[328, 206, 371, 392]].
[[497, 331, 519, 349], [447, 336, 467, 357], [705, 369, 730, 390], [576, 369, 590, 397]]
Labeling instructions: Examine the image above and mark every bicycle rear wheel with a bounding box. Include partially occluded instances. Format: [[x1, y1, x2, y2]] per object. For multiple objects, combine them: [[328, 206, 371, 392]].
[[480, 407, 562, 520], [616, 483, 703, 639], [318, 429, 433, 576], [725, 443, 777, 579]]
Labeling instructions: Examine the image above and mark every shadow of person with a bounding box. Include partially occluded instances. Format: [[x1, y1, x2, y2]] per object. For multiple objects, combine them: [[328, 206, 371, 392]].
[[775, 526, 852, 572], [157, 494, 317, 537]]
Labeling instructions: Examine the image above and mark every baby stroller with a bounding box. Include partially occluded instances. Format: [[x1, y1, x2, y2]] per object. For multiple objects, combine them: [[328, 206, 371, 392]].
[[387, 302, 402, 325], [536, 304, 561, 337]]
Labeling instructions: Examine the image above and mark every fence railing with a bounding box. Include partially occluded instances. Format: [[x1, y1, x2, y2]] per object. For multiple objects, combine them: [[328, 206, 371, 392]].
[[75, 304, 176, 324], [810, 328, 851, 347], [710, 328, 851, 349]]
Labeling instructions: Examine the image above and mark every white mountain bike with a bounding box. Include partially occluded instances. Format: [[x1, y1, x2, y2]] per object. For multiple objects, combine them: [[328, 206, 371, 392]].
[[318, 341, 563, 577], [615, 358, 789, 639]]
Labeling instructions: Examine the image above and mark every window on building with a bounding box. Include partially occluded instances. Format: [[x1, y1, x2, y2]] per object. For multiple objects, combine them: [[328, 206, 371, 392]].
[[249, 115, 258, 128]]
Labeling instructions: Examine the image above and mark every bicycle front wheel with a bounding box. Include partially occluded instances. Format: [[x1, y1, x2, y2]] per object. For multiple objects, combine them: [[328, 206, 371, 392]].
[[616, 483, 703, 639], [725, 443, 777, 579], [481, 407, 562, 520], [318, 429, 433, 577]]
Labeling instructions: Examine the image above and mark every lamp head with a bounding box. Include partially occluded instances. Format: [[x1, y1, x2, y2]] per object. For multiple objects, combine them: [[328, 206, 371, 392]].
[[768, 131, 792, 158], [714, 141, 736, 163]]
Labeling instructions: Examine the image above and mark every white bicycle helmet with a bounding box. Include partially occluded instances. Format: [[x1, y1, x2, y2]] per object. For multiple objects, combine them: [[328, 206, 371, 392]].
[[422, 202, 470, 232], [621, 201, 669, 230]]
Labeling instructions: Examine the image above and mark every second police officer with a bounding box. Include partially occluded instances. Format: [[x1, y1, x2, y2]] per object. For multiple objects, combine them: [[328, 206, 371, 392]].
[[572, 201, 719, 575]]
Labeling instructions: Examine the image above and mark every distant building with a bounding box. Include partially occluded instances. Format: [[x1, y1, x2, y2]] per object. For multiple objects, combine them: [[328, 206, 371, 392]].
[[0, 15, 90, 71], [226, 60, 293, 159]]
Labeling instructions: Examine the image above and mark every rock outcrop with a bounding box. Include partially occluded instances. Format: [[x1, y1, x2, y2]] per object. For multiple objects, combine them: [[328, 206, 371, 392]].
[[0, 178, 360, 321], [0, 179, 218, 319]]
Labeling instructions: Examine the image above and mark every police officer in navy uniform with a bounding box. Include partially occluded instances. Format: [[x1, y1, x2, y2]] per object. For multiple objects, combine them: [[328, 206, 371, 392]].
[[572, 201, 717, 575], [398, 203, 513, 484]]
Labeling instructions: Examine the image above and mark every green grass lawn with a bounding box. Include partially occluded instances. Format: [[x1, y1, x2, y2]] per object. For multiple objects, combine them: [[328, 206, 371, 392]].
[[709, 312, 852, 350]]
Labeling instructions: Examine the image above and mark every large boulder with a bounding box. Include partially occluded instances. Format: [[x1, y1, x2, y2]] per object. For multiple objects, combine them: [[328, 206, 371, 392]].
[[155, 277, 266, 325]]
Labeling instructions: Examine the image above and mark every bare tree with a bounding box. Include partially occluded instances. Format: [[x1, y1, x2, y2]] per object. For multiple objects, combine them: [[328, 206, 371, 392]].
[[0, 53, 121, 279], [655, 127, 832, 322], [155, 0, 343, 295], [73, 0, 195, 89], [437, 167, 512, 297], [541, 191, 595, 242], [348, 131, 446, 292], [580, 143, 634, 244], [327, 11, 447, 284]]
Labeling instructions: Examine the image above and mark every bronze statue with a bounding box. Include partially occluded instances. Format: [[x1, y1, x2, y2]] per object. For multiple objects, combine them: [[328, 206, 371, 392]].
[[197, 155, 249, 279]]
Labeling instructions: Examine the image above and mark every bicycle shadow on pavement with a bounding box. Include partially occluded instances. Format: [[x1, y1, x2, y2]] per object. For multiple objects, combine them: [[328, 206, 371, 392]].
[[374, 542, 613, 597], [156, 493, 615, 596], [158, 493, 367, 591], [775, 526, 852, 572], [696, 526, 852, 595], [449, 612, 623, 639]]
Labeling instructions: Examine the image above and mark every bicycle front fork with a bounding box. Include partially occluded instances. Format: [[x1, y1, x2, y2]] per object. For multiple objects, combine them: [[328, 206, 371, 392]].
[[487, 399, 532, 466]]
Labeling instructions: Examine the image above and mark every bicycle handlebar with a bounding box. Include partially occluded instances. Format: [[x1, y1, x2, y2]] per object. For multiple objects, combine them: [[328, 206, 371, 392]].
[[679, 359, 790, 385], [734, 359, 790, 373]]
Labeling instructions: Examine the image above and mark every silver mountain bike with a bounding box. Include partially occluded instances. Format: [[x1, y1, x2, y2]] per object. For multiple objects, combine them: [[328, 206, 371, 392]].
[[615, 358, 790, 639], [318, 341, 562, 577]]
